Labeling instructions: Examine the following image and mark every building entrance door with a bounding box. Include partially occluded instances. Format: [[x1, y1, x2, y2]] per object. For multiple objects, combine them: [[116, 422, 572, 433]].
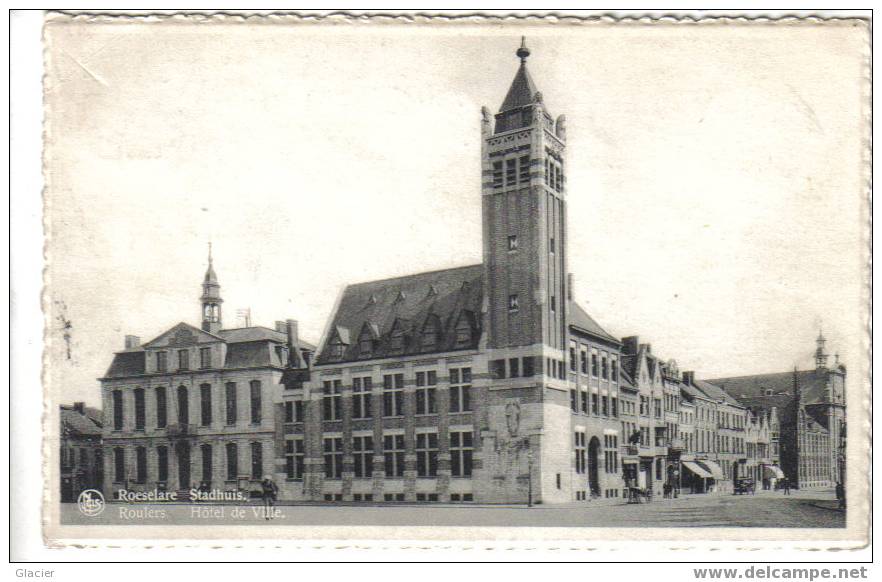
[[587, 437, 601, 497], [176, 442, 191, 490]]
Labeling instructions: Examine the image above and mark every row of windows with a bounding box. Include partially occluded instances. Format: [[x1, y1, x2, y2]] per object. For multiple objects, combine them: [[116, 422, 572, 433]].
[[111, 381, 263, 431], [489, 356, 569, 380], [491, 155, 531, 189], [284, 431, 474, 480], [112, 442, 263, 484], [151, 347, 214, 373], [319, 369, 473, 421], [568, 342, 619, 382], [569, 389, 619, 418]]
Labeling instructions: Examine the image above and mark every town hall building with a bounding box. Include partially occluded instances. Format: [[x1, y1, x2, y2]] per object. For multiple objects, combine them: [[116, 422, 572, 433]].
[[275, 39, 625, 504]]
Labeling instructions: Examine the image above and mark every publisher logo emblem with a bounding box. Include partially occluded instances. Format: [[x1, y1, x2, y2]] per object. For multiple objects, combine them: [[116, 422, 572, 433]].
[[77, 489, 105, 517]]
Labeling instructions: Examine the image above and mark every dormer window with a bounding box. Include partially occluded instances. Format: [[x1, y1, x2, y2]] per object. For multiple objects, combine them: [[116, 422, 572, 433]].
[[328, 340, 346, 361], [388, 320, 406, 355], [358, 322, 379, 359], [327, 326, 350, 361], [765, 388, 773, 396], [421, 315, 441, 352], [454, 312, 474, 347]]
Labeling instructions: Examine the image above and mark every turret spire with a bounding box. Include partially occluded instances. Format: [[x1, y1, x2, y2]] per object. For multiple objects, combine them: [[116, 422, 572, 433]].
[[201, 243, 223, 333]]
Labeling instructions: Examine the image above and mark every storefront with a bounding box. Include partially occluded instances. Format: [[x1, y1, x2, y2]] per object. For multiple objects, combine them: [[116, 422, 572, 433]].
[[762, 464, 785, 490], [681, 460, 712, 493]]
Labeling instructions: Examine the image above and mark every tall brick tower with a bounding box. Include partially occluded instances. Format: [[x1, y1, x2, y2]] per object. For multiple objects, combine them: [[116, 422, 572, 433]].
[[481, 37, 568, 356], [477, 38, 572, 503]]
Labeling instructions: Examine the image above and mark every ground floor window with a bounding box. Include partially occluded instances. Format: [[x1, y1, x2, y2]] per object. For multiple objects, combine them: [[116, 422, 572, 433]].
[[113, 447, 125, 483], [285, 437, 304, 479], [450, 431, 473, 477], [135, 446, 147, 483], [383, 434, 405, 477], [324, 437, 343, 479]]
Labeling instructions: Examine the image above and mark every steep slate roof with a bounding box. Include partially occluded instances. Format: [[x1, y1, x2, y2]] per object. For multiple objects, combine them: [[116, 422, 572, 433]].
[[103, 324, 313, 379], [316, 264, 484, 364], [708, 370, 830, 407], [217, 326, 317, 348], [691, 379, 744, 408], [568, 302, 619, 344], [60, 405, 103, 436], [104, 350, 146, 378], [710, 369, 838, 430], [619, 354, 638, 381], [500, 62, 539, 112], [618, 367, 637, 392], [225, 341, 286, 369], [679, 382, 708, 402]]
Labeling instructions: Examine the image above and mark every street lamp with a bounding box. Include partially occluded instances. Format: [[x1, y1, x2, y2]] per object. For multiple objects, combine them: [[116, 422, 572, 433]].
[[526, 446, 534, 508]]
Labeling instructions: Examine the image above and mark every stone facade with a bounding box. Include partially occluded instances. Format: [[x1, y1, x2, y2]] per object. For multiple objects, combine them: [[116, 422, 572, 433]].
[[99, 256, 313, 500]]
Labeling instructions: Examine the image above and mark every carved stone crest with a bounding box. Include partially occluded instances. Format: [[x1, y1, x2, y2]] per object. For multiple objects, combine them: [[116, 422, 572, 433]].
[[505, 400, 521, 438]]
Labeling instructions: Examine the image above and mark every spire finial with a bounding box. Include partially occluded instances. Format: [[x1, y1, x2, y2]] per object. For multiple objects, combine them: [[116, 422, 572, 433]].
[[208, 241, 213, 265], [516, 36, 530, 64]]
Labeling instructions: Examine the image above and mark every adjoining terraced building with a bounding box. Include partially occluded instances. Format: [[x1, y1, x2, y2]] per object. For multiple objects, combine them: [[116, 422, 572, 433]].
[[710, 334, 846, 490]]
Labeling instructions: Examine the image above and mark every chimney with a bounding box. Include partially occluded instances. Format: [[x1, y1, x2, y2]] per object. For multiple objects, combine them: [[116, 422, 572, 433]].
[[639, 343, 652, 355], [567, 273, 574, 302], [621, 336, 639, 356], [682, 371, 695, 385], [73, 402, 85, 415], [124, 335, 140, 349], [286, 319, 303, 368], [275, 320, 287, 333]]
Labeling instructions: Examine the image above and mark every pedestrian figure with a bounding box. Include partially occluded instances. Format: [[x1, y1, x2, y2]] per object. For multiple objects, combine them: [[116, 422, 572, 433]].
[[783, 477, 791, 495], [835, 482, 845, 509], [261, 475, 278, 520]]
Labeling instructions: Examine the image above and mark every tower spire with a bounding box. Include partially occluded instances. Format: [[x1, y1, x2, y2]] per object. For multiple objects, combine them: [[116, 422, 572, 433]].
[[499, 37, 540, 114], [815, 329, 828, 369], [516, 36, 531, 63]]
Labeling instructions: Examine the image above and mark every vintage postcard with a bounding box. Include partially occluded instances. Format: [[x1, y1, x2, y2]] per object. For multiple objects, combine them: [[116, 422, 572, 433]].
[[38, 12, 870, 551]]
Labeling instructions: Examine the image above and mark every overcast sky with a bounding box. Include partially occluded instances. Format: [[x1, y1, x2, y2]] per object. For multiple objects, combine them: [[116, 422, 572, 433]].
[[44, 20, 868, 406]]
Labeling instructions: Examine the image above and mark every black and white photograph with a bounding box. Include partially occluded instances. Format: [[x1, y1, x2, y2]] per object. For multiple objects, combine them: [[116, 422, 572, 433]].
[[9, 9, 873, 565]]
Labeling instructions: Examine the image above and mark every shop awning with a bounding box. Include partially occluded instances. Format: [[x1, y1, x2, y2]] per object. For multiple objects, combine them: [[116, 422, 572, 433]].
[[763, 465, 785, 479], [696, 460, 725, 480], [682, 461, 712, 479]]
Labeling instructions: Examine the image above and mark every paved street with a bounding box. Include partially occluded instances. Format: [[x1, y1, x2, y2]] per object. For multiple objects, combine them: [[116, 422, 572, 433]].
[[62, 489, 843, 528]]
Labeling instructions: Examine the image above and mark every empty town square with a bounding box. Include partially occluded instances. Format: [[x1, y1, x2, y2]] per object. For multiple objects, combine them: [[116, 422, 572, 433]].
[[63, 488, 843, 529]]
